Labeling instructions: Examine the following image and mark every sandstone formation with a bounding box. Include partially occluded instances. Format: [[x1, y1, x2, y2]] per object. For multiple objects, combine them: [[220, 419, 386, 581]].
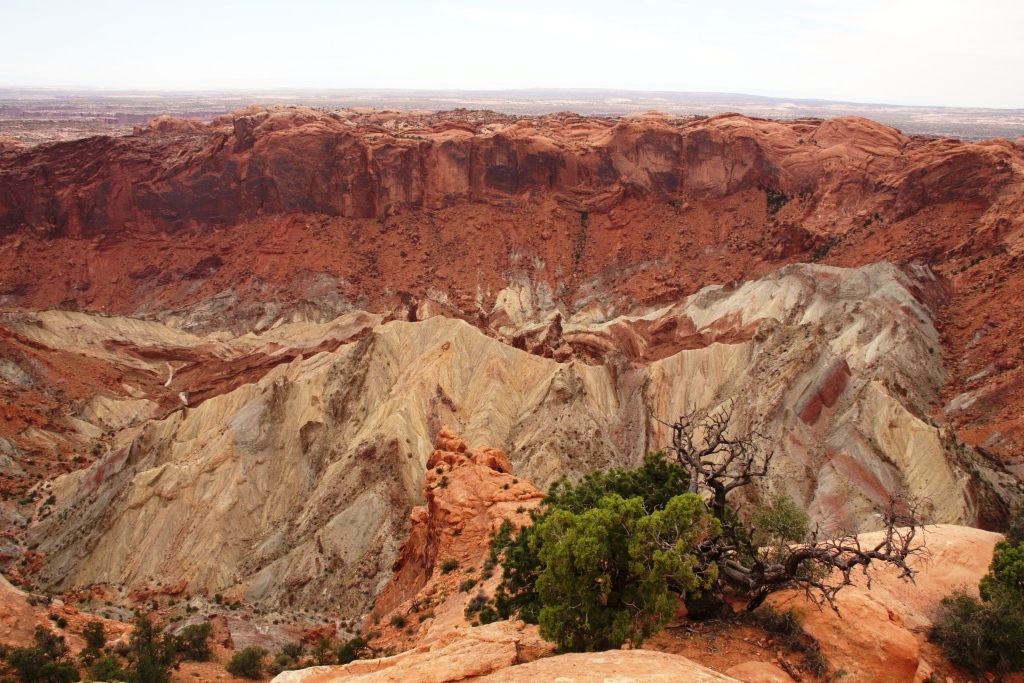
[[1, 107, 1023, 681], [0, 108, 1022, 471], [765, 525, 1003, 683], [271, 622, 738, 683], [724, 662, 798, 683], [369, 428, 543, 647], [0, 137, 23, 154], [0, 574, 129, 650], [0, 259, 1014, 614]]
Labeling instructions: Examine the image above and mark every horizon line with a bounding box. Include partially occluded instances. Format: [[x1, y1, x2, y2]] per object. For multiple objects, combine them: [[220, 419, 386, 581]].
[[2, 85, 1023, 113]]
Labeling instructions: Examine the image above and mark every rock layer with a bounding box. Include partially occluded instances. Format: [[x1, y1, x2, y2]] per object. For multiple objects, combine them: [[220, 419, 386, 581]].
[[7, 261, 1015, 612], [370, 427, 543, 644], [2, 108, 1024, 462], [271, 624, 737, 683]]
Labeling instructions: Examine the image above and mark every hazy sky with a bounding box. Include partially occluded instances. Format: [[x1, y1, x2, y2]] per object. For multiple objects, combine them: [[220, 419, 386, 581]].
[[2, 0, 1022, 108]]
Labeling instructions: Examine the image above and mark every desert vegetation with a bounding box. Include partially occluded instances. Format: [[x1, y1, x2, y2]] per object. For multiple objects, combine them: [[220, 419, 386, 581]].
[[0, 614, 214, 683], [932, 504, 1024, 674], [488, 404, 923, 653]]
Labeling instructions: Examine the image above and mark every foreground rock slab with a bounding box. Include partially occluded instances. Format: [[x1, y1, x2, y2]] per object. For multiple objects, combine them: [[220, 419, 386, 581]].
[[271, 621, 553, 683], [724, 662, 797, 683], [273, 627, 739, 683], [766, 524, 1003, 683], [472, 649, 741, 683]]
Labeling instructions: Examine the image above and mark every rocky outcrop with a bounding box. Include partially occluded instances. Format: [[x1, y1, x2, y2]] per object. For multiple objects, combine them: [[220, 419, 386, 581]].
[[0, 137, 24, 154], [272, 623, 737, 683], [471, 649, 743, 683], [1, 108, 1018, 240], [766, 525, 1003, 683], [0, 574, 129, 650], [370, 428, 542, 645], [272, 621, 553, 683], [789, 586, 920, 683], [725, 662, 798, 683]]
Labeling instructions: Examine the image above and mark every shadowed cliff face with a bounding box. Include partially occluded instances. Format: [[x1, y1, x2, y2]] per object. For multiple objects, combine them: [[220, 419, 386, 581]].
[[0, 107, 1018, 236]]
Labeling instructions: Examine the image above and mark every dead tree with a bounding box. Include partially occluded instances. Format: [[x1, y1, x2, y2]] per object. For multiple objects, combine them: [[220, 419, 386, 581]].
[[663, 402, 923, 616], [666, 400, 771, 522]]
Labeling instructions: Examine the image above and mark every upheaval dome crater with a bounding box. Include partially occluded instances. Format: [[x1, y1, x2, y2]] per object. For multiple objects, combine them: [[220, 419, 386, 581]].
[[0, 106, 1022, 626]]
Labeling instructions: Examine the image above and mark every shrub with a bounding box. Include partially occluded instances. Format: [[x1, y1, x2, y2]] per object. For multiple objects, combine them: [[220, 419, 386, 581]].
[[89, 656, 127, 682], [748, 606, 830, 676], [459, 579, 477, 593], [979, 540, 1024, 605], [127, 614, 177, 683], [267, 640, 306, 676], [464, 590, 491, 622], [440, 559, 459, 574], [332, 637, 369, 666], [750, 606, 801, 642], [751, 494, 810, 546], [932, 587, 1024, 673], [934, 511, 1024, 674], [533, 493, 718, 651], [225, 647, 266, 679], [493, 451, 694, 630], [310, 638, 333, 666], [278, 643, 304, 660], [78, 622, 105, 666], [389, 614, 407, 629], [82, 622, 105, 651], [6, 626, 77, 683], [6, 645, 78, 683], [174, 622, 213, 662]]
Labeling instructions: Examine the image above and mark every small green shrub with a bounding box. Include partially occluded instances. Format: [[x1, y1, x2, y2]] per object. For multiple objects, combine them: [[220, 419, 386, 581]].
[[459, 579, 477, 593], [464, 590, 487, 613], [226, 647, 266, 679], [174, 622, 213, 662], [932, 587, 1024, 673], [333, 637, 369, 666], [278, 643, 304, 660], [440, 559, 459, 574], [311, 637, 334, 666], [979, 540, 1024, 604], [389, 614, 407, 629], [934, 505, 1024, 674], [751, 495, 810, 546], [90, 656, 127, 682], [750, 606, 803, 650]]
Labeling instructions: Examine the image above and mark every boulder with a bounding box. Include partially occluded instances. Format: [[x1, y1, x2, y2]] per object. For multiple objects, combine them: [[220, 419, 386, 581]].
[[768, 586, 919, 683], [725, 661, 798, 683]]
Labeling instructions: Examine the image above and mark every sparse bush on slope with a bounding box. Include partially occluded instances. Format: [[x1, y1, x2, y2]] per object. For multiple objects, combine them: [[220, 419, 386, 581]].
[[934, 504, 1024, 674], [225, 647, 265, 680]]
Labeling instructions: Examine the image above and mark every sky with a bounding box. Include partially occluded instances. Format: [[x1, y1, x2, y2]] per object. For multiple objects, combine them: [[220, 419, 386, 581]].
[[1, 0, 1022, 109]]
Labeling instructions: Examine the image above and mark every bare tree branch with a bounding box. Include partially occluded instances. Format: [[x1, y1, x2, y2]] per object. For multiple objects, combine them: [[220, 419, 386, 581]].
[[663, 404, 924, 616]]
